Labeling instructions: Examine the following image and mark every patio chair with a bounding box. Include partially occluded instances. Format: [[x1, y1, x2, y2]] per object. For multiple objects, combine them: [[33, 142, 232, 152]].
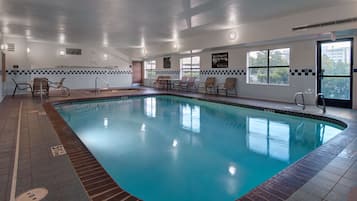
[[202, 77, 216, 94], [49, 78, 70, 96], [217, 77, 237, 96], [11, 78, 33, 96]]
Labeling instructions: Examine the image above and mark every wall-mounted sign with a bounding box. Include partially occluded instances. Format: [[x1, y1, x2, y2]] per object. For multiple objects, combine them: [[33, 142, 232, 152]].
[[163, 57, 171, 68], [212, 52, 228, 68]]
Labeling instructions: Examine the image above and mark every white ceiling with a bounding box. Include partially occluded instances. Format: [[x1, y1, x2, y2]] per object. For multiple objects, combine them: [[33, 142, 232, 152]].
[[0, 0, 356, 52]]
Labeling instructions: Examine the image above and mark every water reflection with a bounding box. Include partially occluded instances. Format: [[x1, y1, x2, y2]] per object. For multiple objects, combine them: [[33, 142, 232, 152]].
[[246, 116, 342, 162], [144, 97, 156, 118], [246, 117, 290, 162], [180, 104, 200, 133]]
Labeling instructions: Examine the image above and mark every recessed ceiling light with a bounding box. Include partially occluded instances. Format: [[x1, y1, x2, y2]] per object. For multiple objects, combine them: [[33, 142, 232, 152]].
[[27, 47, 31, 54], [59, 50, 65, 56], [173, 43, 179, 49], [103, 53, 108, 60], [228, 31, 237, 40], [0, 43, 8, 51], [59, 33, 65, 44]]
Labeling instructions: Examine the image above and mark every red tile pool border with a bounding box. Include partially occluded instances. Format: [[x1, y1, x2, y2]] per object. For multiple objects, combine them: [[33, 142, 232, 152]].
[[43, 102, 142, 201], [44, 93, 354, 201]]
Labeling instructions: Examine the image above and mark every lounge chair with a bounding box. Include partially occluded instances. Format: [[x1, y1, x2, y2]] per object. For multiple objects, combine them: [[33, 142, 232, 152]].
[[217, 77, 237, 96], [11, 78, 33, 96], [33, 78, 49, 97], [201, 77, 216, 94], [49, 78, 70, 96]]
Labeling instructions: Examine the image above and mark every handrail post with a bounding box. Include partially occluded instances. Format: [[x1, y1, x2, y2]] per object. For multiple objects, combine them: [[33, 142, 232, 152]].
[[95, 77, 98, 95], [294, 92, 305, 110], [316, 93, 326, 113]]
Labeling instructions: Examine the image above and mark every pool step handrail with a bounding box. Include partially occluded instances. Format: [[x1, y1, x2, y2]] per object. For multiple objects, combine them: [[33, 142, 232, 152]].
[[294, 91, 326, 113], [294, 92, 305, 110], [95, 77, 110, 95], [316, 93, 326, 114]]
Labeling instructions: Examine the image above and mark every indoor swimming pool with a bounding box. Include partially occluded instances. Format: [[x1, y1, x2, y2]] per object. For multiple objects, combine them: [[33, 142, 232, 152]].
[[55, 95, 345, 201]]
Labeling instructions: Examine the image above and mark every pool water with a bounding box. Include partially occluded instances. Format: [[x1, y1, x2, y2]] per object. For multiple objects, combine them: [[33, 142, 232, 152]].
[[55, 95, 344, 201]]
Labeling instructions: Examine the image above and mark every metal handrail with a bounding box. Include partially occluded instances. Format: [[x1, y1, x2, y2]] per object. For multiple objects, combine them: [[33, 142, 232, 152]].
[[316, 93, 326, 113], [95, 77, 109, 95], [294, 92, 305, 110]]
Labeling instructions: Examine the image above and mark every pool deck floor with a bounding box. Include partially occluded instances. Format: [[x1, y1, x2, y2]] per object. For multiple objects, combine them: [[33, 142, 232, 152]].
[[0, 87, 356, 201]]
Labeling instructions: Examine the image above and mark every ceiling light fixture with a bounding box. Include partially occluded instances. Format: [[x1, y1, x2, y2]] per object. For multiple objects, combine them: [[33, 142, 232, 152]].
[[228, 31, 237, 41], [25, 29, 32, 39], [0, 43, 8, 51], [59, 33, 65, 44], [59, 50, 65, 56], [26, 47, 31, 54], [103, 53, 108, 60], [173, 43, 179, 50]]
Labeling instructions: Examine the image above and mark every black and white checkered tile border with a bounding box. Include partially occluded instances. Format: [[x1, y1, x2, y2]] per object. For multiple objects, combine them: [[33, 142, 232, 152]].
[[290, 68, 316, 76], [201, 69, 246, 76], [6, 69, 132, 75], [153, 68, 317, 76]]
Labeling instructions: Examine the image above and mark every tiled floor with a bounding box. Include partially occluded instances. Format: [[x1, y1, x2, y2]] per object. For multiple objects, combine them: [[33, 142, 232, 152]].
[[0, 88, 356, 201]]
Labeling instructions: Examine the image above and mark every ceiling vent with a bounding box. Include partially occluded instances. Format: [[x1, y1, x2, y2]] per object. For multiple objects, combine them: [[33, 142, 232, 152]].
[[65, 48, 82, 55], [7, 43, 15, 51], [292, 17, 357, 31]]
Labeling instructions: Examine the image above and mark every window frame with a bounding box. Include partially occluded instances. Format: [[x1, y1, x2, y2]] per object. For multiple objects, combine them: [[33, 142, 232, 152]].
[[247, 48, 290, 85], [179, 56, 200, 79], [144, 60, 156, 79]]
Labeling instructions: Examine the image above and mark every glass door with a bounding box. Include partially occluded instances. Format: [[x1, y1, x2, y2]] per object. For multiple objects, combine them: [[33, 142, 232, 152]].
[[317, 39, 353, 108]]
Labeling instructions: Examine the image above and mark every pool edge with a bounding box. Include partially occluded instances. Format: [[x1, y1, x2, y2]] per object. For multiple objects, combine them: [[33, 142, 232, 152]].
[[43, 102, 142, 201], [43, 93, 353, 201]]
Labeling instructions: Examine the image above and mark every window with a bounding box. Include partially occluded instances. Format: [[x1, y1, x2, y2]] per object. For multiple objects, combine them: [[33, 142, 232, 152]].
[[247, 48, 290, 85], [180, 56, 200, 79], [144, 60, 156, 79]]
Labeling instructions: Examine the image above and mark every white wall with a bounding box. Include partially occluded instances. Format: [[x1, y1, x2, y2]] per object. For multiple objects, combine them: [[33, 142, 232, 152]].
[[146, 36, 357, 107], [4, 37, 131, 68], [2, 37, 133, 96]]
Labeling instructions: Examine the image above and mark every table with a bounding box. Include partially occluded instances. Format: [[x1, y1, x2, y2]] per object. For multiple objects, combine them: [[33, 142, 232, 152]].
[[159, 79, 180, 90]]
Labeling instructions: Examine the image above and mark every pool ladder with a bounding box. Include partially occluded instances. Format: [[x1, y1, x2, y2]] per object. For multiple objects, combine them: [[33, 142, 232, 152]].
[[95, 77, 109, 95], [294, 92, 326, 113]]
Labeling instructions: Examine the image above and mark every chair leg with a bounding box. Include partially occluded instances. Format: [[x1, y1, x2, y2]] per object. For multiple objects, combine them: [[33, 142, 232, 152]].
[[12, 86, 17, 97]]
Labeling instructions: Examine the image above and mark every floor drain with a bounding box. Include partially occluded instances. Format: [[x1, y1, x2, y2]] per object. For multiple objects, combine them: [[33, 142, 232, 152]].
[[16, 188, 48, 201], [50, 144, 67, 157]]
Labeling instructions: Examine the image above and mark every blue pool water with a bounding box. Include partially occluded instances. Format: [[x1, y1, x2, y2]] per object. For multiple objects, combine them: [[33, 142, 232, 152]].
[[55, 95, 344, 201]]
